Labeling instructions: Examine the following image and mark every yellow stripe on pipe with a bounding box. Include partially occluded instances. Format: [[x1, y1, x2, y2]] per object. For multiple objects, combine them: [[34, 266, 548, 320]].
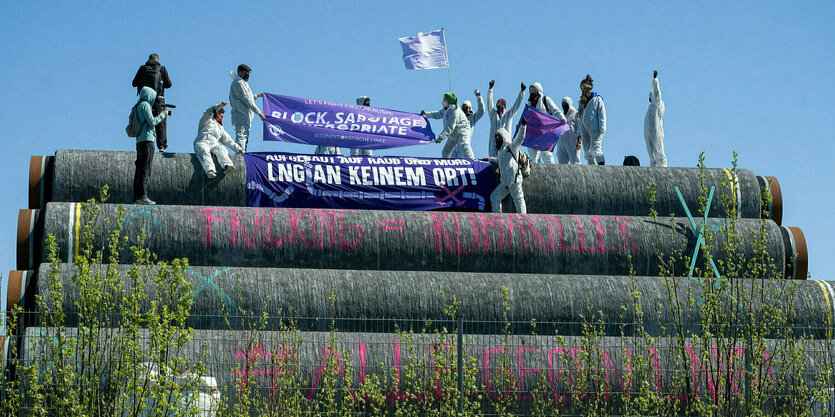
[[722, 168, 740, 217], [73, 203, 81, 262], [815, 280, 833, 339]]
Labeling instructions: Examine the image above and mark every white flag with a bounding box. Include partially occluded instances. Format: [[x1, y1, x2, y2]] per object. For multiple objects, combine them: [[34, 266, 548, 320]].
[[399, 29, 448, 70]]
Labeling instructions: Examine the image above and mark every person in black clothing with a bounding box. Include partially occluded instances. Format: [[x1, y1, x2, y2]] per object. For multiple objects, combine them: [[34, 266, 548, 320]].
[[132, 53, 173, 152]]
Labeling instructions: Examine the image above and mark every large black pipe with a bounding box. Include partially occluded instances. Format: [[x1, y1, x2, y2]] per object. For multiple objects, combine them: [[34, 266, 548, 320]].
[[30, 150, 782, 223], [19, 203, 804, 278], [13, 328, 833, 410], [18, 264, 835, 338]]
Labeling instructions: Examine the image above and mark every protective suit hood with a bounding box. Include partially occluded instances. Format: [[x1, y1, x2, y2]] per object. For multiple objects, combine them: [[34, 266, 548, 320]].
[[229, 71, 242, 81], [356, 96, 370, 105], [496, 128, 511, 146], [531, 82, 544, 96], [139, 86, 157, 106], [562, 96, 573, 109]]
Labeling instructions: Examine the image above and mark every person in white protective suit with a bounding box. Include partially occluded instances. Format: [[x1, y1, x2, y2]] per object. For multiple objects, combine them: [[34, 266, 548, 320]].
[[229, 64, 265, 152], [644, 71, 667, 167], [347, 96, 373, 156], [421, 92, 474, 159], [486, 80, 525, 158], [193, 101, 243, 179], [577, 74, 607, 165], [556, 97, 582, 164], [526, 82, 566, 164], [485, 118, 528, 213], [449, 91, 484, 158]]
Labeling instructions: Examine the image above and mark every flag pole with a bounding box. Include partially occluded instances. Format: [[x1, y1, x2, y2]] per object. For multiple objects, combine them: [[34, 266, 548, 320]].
[[442, 28, 452, 92]]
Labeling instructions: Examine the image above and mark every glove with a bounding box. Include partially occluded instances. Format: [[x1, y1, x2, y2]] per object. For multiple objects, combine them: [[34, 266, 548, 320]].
[[474, 89, 480, 96], [489, 80, 495, 88], [653, 70, 658, 78], [520, 118, 527, 126], [481, 157, 489, 161], [420, 110, 427, 117], [521, 82, 526, 91], [435, 138, 443, 144]]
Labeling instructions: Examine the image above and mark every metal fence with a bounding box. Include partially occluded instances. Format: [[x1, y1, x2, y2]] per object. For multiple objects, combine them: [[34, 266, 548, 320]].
[[3, 311, 835, 416]]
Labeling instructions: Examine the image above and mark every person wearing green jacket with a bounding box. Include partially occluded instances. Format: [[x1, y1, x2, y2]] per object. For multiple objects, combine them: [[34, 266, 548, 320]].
[[133, 86, 168, 205]]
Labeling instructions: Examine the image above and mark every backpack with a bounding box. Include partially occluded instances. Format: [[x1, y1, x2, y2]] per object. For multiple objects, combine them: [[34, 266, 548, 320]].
[[517, 152, 531, 178], [125, 102, 143, 138], [504, 146, 531, 182], [140, 65, 161, 92]]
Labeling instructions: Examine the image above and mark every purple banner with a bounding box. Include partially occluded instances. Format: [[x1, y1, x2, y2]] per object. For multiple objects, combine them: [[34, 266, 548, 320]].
[[517, 105, 571, 151], [262, 93, 435, 149], [244, 152, 496, 211]]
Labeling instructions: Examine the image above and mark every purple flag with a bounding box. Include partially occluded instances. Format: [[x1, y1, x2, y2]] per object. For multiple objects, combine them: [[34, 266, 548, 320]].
[[262, 93, 435, 149], [516, 105, 571, 152]]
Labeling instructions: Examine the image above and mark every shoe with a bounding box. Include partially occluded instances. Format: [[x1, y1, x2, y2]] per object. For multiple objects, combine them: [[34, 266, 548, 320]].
[[134, 197, 156, 205], [159, 148, 167, 153], [207, 171, 217, 179], [224, 165, 236, 175]]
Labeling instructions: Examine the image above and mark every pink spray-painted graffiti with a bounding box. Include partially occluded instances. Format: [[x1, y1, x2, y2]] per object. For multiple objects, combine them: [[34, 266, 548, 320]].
[[431, 212, 639, 255], [203, 207, 364, 249], [201, 209, 641, 260], [231, 341, 777, 404]]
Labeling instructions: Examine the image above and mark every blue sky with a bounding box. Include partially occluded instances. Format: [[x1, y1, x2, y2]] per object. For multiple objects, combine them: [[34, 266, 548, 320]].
[[1, 1, 834, 311]]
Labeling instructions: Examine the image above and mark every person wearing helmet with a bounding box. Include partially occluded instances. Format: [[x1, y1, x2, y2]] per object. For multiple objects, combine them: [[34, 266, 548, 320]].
[[421, 92, 474, 158], [193, 101, 243, 179], [526, 82, 566, 164], [229, 64, 265, 152]]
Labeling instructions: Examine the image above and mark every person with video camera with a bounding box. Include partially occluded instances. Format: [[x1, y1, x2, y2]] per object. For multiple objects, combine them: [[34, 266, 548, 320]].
[[132, 53, 173, 152]]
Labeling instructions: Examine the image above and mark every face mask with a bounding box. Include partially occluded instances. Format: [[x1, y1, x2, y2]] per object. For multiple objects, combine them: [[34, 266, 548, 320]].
[[442, 100, 449, 108], [562, 103, 569, 114]]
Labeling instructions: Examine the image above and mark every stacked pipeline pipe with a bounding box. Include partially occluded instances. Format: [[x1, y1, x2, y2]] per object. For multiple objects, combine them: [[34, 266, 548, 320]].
[[14, 328, 835, 411], [16, 203, 807, 278], [8, 264, 835, 338], [7, 148, 813, 413], [30, 150, 783, 223]]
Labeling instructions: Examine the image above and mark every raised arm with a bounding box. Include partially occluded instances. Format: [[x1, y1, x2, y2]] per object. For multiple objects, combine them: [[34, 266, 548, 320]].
[[507, 88, 525, 119], [509, 124, 526, 154], [486, 87, 495, 116], [472, 93, 485, 124]]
